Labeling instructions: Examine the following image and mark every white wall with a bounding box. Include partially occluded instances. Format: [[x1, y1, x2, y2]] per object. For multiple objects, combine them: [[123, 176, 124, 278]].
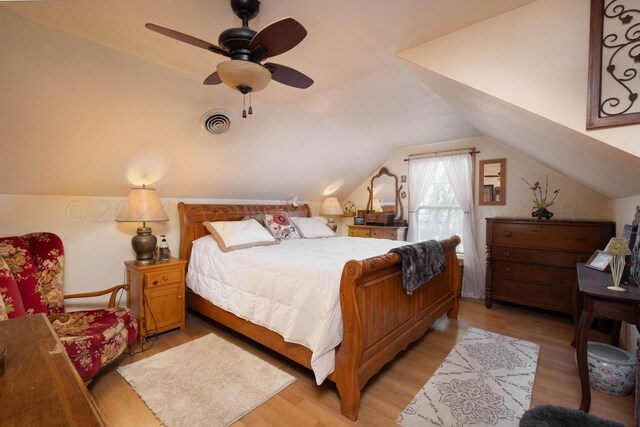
[[345, 136, 610, 260], [0, 194, 323, 309]]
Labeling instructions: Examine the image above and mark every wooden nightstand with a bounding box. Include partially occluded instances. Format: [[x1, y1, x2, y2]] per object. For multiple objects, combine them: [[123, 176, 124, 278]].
[[125, 257, 187, 338]]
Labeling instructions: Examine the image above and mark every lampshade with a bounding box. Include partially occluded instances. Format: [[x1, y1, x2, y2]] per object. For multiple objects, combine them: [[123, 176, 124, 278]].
[[604, 237, 632, 292], [217, 60, 272, 93], [116, 185, 168, 263], [604, 237, 632, 256], [116, 186, 169, 224], [320, 197, 342, 216], [372, 198, 383, 212]]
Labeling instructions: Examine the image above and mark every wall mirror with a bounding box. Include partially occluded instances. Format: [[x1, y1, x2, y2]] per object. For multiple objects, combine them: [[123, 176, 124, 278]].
[[479, 158, 506, 206], [366, 167, 404, 221]]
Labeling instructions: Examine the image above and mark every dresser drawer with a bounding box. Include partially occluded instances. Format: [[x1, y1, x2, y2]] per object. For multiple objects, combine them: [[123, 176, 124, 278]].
[[492, 223, 601, 252], [371, 228, 397, 240], [145, 267, 183, 288], [492, 279, 573, 313], [491, 246, 589, 268], [349, 228, 371, 238], [492, 261, 576, 288]]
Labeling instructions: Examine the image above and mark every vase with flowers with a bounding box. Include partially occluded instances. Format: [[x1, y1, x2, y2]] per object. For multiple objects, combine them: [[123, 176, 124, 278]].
[[521, 175, 560, 220]]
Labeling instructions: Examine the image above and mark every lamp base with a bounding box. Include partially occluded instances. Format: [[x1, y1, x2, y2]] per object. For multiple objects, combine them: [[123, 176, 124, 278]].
[[607, 285, 626, 292], [131, 227, 157, 263], [327, 218, 337, 232]]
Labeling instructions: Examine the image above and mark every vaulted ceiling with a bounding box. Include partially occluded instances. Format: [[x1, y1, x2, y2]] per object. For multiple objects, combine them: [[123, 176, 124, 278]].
[[1, 0, 638, 201]]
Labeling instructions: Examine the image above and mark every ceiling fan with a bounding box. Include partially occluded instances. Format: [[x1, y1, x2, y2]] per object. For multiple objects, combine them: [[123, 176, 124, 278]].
[[146, 0, 313, 116]]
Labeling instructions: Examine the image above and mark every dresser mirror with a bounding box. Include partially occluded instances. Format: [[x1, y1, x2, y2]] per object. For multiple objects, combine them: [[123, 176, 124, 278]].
[[366, 167, 404, 222], [479, 158, 506, 206]]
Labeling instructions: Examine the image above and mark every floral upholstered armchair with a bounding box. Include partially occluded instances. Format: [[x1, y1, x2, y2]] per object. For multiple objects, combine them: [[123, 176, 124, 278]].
[[0, 232, 138, 382]]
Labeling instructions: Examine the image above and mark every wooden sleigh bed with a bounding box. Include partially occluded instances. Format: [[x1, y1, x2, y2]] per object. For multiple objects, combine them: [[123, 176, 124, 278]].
[[177, 202, 461, 420]]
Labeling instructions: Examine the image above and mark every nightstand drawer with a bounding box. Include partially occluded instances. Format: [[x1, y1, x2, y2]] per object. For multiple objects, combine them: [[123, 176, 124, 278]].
[[145, 268, 182, 288]]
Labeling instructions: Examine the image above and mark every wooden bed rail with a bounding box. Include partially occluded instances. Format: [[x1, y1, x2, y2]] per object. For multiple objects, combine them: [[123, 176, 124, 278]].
[[336, 235, 461, 419]]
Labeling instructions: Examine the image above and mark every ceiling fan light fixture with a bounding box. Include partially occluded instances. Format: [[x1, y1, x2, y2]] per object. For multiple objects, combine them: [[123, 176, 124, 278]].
[[216, 60, 271, 93]]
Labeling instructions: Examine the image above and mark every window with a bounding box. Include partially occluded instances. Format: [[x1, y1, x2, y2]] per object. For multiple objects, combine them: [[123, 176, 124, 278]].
[[407, 150, 485, 299], [414, 162, 464, 252]]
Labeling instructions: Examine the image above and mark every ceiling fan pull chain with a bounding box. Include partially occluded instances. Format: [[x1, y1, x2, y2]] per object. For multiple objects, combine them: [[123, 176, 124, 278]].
[[248, 93, 253, 115], [242, 93, 247, 118]]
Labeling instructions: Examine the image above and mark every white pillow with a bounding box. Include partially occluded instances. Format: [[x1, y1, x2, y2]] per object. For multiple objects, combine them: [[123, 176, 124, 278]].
[[204, 219, 277, 252], [290, 217, 335, 238]]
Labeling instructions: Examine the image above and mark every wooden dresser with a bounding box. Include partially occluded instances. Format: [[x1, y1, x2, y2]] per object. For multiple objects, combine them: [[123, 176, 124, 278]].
[[485, 218, 614, 313], [0, 314, 104, 426], [347, 225, 407, 241]]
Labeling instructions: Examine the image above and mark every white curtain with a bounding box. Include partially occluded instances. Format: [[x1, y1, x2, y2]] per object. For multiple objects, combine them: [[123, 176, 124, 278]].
[[441, 154, 484, 298], [407, 153, 485, 298], [407, 158, 438, 242]]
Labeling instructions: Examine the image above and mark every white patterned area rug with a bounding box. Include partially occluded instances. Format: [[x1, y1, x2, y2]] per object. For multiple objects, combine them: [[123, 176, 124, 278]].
[[397, 327, 540, 427], [118, 333, 296, 427]]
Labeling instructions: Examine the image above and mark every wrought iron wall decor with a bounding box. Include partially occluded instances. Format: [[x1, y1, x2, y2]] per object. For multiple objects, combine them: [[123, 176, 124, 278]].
[[587, 0, 640, 129]]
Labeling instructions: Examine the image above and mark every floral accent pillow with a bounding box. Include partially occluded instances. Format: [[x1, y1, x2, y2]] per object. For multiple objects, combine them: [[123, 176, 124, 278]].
[[261, 213, 301, 240]]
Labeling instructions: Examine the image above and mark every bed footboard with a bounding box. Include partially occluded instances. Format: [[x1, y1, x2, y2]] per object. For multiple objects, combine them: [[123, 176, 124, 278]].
[[335, 235, 461, 420]]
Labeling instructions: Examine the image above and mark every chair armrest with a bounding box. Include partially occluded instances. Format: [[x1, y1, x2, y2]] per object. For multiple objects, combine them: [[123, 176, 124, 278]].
[[64, 284, 130, 308]]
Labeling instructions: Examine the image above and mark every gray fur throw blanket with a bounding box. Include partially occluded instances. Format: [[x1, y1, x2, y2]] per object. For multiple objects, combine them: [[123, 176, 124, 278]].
[[389, 240, 446, 295]]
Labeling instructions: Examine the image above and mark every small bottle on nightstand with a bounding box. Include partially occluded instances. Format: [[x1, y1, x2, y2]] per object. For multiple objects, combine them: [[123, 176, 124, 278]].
[[158, 235, 171, 261]]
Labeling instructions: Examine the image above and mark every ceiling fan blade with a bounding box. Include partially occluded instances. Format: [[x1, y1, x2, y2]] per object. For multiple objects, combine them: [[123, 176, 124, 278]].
[[203, 71, 222, 85], [249, 17, 307, 60], [264, 63, 313, 89], [145, 23, 229, 57]]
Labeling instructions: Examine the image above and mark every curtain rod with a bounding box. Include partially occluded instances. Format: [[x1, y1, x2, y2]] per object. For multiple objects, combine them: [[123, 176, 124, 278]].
[[403, 148, 479, 162]]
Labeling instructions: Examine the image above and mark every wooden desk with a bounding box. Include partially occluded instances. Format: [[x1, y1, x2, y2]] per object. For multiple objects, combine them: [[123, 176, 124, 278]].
[[0, 314, 104, 426], [574, 263, 640, 413]]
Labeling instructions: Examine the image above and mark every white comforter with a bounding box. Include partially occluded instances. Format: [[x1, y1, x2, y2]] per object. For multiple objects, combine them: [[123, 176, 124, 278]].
[[186, 236, 406, 384]]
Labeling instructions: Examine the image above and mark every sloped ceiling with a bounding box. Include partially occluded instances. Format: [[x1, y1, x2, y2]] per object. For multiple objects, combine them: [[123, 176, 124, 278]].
[[0, 0, 539, 200], [398, 0, 640, 200], [406, 65, 640, 200]]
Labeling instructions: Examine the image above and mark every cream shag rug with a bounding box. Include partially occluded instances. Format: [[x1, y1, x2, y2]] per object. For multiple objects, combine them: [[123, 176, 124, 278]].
[[118, 333, 296, 427], [397, 327, 539, 427]]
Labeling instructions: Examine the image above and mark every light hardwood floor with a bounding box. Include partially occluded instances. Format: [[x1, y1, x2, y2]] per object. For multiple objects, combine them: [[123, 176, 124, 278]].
[[90, 299, 634, 426]]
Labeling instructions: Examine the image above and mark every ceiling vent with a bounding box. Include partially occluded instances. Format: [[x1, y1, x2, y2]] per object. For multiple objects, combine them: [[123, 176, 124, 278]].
[[200, 109, 233, 135]]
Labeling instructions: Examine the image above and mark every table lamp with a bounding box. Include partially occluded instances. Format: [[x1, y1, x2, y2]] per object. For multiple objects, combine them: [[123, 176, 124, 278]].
[[604, 237, 632, 292], [116, 185, 169, 263], [320, 197, 342, 232]]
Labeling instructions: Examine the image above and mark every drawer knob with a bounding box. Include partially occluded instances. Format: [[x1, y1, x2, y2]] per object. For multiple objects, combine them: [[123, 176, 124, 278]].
[[575, 235, 584, 241], [177, 295, 183, 300], [152, 280, 158, 285], [504, 251, 511, 257], [505, 231, 512, 237], [163, 275, 169, 282], [506, 267, 512, 273]]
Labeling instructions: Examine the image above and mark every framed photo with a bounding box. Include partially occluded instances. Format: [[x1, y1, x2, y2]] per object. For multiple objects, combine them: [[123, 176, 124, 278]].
[[354, 217, 365, 225], [585, 250, 612, 271]]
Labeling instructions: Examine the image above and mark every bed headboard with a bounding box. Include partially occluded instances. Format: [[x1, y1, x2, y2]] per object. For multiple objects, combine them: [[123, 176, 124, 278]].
[[177, 202, 312, 266]]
